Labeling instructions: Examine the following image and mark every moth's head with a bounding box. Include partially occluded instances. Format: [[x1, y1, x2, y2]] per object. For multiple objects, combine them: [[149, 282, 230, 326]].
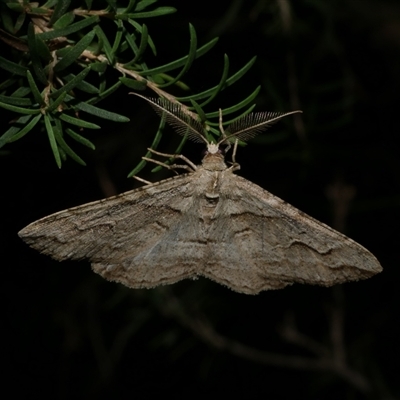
[[202, 142, 227, 157], [201, 142, 227, 171], [206, 143, 220, 155]]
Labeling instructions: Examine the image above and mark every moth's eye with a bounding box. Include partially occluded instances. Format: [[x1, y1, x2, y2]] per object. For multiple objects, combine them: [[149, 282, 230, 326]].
[[201, 148, 208, 157], [218, 146, 226, 155]]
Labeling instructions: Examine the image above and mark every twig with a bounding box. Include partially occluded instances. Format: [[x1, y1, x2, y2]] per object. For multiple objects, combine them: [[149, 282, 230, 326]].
[[277, 0, 306, 142], [278, 312, 330, 357], [155, 287, 371, 394]]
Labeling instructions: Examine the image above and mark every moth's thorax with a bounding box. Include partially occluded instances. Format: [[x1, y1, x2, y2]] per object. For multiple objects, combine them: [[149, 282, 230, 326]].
[[201, 152, 227, 171]]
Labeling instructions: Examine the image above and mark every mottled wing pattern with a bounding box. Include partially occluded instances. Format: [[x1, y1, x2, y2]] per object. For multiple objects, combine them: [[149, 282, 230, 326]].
[[19, 168, 382, 294], [19, 174, 207, 288], [199, 174, 382, 294]]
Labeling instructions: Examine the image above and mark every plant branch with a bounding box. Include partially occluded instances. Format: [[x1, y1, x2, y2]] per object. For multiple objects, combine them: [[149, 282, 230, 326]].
[[155, 287, 371, 394]]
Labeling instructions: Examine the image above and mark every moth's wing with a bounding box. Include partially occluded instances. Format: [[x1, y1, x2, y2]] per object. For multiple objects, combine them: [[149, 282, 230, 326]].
[[18, 174, 203, 288], [201, 174, 382, 294]]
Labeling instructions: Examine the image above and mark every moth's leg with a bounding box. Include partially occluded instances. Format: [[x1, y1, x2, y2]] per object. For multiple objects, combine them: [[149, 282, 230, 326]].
[[146, 148, 198, 171], [227, 162, 241, 172], [132, 175, 153, 185], [142, 156, 195, 173], [231, 138, 239, 164], [225, 139, 240, 172], [219, 108, 231, 154], [219, 108, 227, 139], [219, 108, 240, 172]]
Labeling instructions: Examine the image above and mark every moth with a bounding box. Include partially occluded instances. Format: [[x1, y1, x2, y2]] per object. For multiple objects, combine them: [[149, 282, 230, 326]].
[[18, 94, 382, 294]]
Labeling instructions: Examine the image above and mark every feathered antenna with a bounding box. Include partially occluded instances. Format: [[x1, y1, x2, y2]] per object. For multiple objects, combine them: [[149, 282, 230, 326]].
[[131, 93, 302, 149], [221, 110, 302, 145], [130, 93, 208, 144]]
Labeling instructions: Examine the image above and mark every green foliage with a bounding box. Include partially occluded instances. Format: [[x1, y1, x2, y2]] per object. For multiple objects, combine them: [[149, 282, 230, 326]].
[[0, 0, 258, 170]]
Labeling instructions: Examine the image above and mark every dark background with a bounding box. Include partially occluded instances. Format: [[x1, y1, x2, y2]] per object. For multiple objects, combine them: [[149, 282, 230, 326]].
[[2, 0, 399, 398]]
